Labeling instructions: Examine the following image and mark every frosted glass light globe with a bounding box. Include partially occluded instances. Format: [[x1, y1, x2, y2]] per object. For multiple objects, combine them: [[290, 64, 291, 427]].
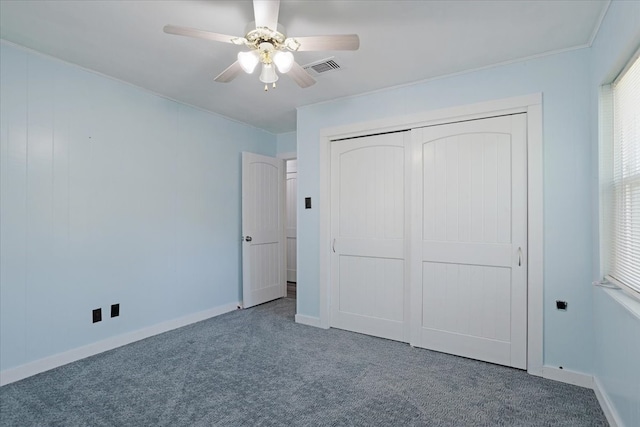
[[237, 51, 259, 74], [259, 63, 279, 84], [273, 51, 294, 73]]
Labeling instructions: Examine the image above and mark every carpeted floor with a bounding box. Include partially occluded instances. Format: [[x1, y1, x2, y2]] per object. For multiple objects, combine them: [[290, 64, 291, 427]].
[[0, 298, 607, 426]]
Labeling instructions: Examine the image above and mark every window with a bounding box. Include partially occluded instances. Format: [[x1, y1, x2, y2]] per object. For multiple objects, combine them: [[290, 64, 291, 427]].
[[601, 50, 640, 297]]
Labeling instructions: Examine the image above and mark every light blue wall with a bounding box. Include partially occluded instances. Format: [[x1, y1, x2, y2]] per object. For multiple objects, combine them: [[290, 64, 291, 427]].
[[297, 49, 594, 373], [0, 43, 276, 371], [589, 1, 640, 425], [593, 289, 640, 425], [277, 131, 297, 155]]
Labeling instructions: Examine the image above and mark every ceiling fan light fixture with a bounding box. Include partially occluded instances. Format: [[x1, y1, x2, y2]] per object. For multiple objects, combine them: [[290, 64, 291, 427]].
[[164, 0, 358, 89], [259, 63, 279, 84], [238, 51, 259, 73], [273, 51, 294, 73]]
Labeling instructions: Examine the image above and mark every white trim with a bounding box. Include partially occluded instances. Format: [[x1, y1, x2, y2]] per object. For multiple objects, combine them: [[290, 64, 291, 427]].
[[526, 102, 544, 377], [295, 314, 324, 328], [277, 151, 297, 160], [319, 127, 331, 329], [542, 366, 594, 389], [320, 94, 541, 141], [599, 84, 614, 278], [603, 275, 640, 308], [588, 1, 612, 47], [0, 302, 240, 386], [318, 94, 544, 374], [593, 376, 622, 427]]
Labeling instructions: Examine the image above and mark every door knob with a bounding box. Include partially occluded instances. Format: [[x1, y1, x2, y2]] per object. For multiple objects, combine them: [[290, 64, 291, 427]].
[[245, 236, 252, 242]]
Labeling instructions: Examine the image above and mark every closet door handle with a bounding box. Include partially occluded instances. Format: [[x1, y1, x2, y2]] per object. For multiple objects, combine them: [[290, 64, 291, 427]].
[[517, 247, 522, 267], [332, 238, 336, 253]]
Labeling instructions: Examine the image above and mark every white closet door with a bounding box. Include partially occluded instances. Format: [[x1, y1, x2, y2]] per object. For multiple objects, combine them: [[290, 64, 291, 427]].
[[330, 132, 410, 342], [285, 160, 297, 282], [410, 114, 527, 369], [242, 152, 285, 308]]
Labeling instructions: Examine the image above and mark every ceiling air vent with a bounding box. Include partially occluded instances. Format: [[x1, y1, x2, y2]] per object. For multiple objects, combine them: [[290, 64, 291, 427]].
[[302, 57, 342, 77]]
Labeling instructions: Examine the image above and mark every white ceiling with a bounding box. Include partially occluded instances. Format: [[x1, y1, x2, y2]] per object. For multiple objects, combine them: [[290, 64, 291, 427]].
[[0, 0, 608, 134]]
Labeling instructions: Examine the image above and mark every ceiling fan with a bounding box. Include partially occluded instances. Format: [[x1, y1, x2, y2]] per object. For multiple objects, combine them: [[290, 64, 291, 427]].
[[164, 0, 360, 91]]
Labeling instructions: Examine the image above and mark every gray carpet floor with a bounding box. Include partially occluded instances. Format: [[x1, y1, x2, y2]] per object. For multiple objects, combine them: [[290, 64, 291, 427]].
[[1, 298, 607, 426]]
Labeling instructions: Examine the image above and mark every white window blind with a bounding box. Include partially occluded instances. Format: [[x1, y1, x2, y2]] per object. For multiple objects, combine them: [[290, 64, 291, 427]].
[[607, 51, 640, 295]]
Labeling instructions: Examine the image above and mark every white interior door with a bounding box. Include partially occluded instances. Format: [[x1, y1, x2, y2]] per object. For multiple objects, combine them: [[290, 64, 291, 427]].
[[330, 132, 411, 342], [410, 114, 527, 369], [285, 160, 297, 283], [242, 152, 285, 308]]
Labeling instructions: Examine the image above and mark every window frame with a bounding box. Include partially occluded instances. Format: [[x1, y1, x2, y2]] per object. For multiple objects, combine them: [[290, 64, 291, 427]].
[[599, 47, 640, 301]]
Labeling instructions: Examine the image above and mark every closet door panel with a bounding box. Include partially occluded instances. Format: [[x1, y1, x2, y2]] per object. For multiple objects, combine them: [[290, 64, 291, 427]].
[[330, 132, 410, 342], [412, 114, 527, 369]]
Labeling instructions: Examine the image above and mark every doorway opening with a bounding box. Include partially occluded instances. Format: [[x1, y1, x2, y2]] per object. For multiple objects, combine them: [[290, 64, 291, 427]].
[[285, 158, 297, 299]]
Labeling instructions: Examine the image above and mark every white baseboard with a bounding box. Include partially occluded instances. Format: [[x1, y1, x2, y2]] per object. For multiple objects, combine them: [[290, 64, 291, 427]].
[[295, 313, 322, 328], [541, 366, 593, 389], [593, 376, 623, 427], [527, 365, 543, 377], [0, 301, 240, 387]]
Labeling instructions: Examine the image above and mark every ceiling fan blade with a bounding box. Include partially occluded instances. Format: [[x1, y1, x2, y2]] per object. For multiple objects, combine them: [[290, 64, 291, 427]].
[[288, 61, 316, 88], [163, 25, 241, 44], [214, 61, 243, 83], [253, 0, 280, 30], [290, 34, 360, 51]]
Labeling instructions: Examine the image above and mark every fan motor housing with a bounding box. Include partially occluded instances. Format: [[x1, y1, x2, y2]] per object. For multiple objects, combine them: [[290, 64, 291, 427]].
[[245, 25, 286, 50]]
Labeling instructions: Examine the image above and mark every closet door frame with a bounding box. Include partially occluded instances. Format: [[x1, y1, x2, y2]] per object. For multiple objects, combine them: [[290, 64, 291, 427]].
[[318, 94, 543, 376]]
